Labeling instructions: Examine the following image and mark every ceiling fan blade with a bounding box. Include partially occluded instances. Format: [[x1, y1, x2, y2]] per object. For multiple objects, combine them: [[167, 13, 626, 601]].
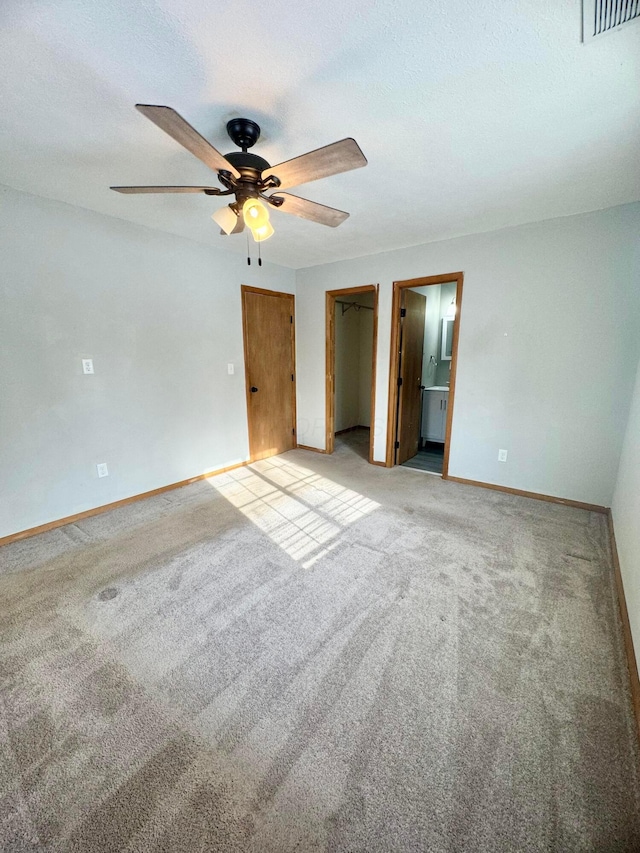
[[271, 192, 349, 227], [111, 186, 218, 193], [262, 138, 366, 190], [136, 105, 241, 179]]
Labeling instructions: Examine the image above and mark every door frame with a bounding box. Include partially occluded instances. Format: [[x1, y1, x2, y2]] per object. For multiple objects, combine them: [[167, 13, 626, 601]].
[[385, 272, 464, 474], [325, 284, 379, 462], [241, 284, 297, 463]]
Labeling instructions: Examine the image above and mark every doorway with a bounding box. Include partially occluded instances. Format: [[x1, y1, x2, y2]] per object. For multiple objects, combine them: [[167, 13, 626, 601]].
[[386, 272, 463, 475], [325, 285, 379, 463], [241, 285, 297, 462]]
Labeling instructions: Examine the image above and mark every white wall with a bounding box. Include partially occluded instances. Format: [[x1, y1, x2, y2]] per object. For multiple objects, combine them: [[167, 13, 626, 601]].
[[0, 185, 295, 538], [296, 203, 640, 506], [612, 356, 640, 665]]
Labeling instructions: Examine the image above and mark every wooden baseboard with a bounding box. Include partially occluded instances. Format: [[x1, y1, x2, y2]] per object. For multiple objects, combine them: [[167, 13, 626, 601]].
[[335, 425, 370, 436], [445, 476, 607, 514], [607, 510, 640, 744], [295, 444, 327, 454], [0, 460, 249, 547]]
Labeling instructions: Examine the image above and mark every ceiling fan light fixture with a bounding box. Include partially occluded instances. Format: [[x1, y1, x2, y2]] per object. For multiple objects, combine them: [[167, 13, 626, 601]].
[[243, 198, 270, 230], [251, 221, 275, 242], [212, 205, 238, 235], [112, 106, 367, 239]]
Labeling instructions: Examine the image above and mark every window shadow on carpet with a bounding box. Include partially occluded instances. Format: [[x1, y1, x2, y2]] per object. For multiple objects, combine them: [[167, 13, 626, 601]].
[[209, 456, 380, 568]]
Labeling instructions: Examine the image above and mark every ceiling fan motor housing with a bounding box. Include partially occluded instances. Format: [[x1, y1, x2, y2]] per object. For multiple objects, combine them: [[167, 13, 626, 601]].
[[224, 151, 271, 174], [220, 151, 276, 208]]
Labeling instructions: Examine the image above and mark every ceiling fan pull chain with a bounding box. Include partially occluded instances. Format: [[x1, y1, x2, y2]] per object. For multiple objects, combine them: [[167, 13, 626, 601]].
[[246, 231, 251, 265], [258, 242, 262, 267]]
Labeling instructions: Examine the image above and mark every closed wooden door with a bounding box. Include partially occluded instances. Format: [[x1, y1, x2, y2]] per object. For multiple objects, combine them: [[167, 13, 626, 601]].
[[396, 289, 426, 464], [242, 286, 296, 461]]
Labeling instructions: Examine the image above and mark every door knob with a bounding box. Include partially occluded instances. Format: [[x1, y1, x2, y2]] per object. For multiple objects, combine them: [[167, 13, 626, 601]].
[[250, 386, 259, 393]]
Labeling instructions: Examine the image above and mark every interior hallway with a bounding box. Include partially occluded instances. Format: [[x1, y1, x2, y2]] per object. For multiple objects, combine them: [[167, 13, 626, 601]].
[[1, 442, 638, 852]]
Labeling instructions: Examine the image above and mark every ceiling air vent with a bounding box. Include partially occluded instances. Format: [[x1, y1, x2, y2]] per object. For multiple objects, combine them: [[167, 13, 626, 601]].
[[583, 0, 640, 41]]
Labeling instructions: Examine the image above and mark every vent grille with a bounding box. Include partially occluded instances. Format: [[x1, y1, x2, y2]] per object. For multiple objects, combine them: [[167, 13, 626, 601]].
[[584, 0, 640, 40]]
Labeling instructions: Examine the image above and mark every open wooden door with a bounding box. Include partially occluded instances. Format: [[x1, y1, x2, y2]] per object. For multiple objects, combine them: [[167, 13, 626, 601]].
[[396, 289, 426, 464], [242, 286, 296, 461]]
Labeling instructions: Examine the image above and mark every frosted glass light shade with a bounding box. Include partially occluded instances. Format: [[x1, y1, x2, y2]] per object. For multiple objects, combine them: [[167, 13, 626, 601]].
[[212, 205, 238, 235], [251, 221, 274, 242], [243, 198, 270, 229]]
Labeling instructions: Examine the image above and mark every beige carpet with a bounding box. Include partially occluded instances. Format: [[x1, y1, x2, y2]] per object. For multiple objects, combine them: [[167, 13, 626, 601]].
[[1, 435, 639, 852]]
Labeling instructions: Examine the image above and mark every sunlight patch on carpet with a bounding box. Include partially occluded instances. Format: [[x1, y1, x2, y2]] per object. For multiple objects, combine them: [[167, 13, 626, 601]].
[[209, 456, 379, 567]]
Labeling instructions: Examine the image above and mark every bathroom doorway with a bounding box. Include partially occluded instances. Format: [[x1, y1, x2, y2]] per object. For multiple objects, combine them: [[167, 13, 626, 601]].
[[326, 285, 379, 463], [386, 272, 463, 475]]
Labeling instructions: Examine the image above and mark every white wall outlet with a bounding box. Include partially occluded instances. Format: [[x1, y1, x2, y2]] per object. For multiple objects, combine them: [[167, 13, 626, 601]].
[[82, 358, 94, 374], [96, 463, 109, 478], [227, 362, 235, 375], [498, 449, 508, 462]]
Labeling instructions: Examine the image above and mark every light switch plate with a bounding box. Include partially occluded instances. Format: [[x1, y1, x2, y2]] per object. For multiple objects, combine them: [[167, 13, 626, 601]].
[[227, 363, 234, 375]]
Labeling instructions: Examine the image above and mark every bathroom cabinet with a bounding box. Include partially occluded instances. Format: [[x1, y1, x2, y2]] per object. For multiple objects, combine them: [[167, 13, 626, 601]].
[[421, 387, 449, 443]]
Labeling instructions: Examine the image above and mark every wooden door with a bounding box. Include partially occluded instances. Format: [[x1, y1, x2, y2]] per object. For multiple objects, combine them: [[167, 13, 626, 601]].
[[396, 289, 426, 464], [242, 286, 296, 461]]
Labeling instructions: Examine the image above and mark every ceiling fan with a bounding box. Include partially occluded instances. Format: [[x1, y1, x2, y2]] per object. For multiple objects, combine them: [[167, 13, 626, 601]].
[[111, 106, 367, 242]]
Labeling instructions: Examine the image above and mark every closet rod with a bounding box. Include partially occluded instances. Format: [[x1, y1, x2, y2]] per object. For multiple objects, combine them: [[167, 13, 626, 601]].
[[336, 300, 374, 315]]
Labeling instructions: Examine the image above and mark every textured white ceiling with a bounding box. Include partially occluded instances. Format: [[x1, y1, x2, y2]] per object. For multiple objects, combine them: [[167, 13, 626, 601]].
[[1, 0, 638, 268]]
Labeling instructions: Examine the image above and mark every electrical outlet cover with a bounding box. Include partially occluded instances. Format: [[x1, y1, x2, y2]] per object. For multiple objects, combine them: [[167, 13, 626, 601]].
[[96, 463, 109, 478]]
